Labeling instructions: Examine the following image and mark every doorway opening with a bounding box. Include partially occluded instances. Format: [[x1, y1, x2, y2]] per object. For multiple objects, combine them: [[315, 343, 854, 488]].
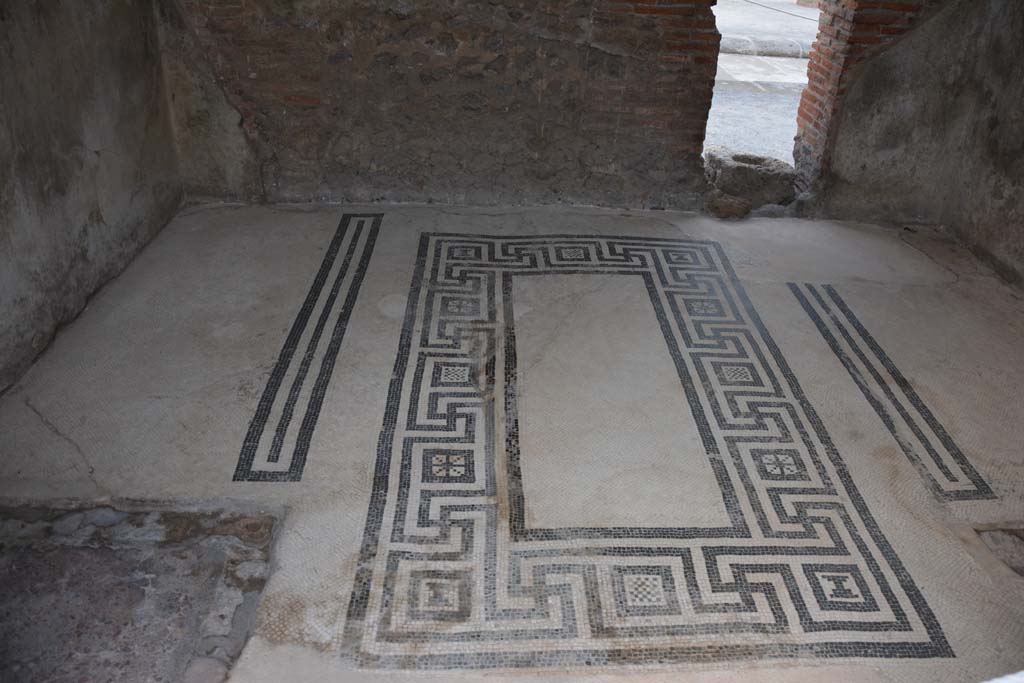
[[704, 0, 820, 164]]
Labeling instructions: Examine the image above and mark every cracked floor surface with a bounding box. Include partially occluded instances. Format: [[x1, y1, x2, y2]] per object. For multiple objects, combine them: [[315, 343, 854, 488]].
[[0, 205, 1022, 681]]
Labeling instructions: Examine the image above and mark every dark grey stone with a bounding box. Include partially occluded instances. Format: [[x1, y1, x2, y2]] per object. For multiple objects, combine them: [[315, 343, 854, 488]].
[[82, 507, 128, 527], [749, 203, 790, 218], [0, 506, 279, 683], [979, 529, 1024, 576], [704, 146, 797, 209], [50, 512, 83, 536], [181, 657, 229, 683]]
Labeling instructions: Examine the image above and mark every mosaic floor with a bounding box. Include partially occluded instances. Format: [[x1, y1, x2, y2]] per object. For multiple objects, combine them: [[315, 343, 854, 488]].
[[1, 205, 1022, 681]]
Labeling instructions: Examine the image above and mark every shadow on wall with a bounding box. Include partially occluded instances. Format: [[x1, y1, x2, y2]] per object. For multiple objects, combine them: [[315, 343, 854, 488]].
[[2, 0, 728, 392], [816, 0, 1024, 283], [0, 0, 182, 392]]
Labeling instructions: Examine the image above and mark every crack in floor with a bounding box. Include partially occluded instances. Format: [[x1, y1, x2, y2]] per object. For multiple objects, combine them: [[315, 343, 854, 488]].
[[22, 395, 105, 495]]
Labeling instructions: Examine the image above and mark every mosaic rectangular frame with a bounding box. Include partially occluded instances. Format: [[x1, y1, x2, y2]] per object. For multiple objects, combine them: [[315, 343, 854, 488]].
[[342, 234, 951, 669]]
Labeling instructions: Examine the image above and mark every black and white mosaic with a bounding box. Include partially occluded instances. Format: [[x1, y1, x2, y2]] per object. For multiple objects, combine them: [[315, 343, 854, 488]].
[[233, 214, 381, 482], [342, 234, 951, 669], [790, 282, 994, 501]]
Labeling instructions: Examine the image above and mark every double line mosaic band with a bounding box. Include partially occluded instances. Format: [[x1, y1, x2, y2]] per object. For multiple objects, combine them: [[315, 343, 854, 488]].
[[790, 282, 994, 501], [343, 233, 951, 669], [233, 214, 382, 482]]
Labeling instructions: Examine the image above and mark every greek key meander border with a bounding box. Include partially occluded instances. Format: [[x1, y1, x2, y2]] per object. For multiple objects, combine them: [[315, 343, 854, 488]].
[[343, 233, 951, 669], [790, 282, 994, 501], [234, 213, 382, 482]]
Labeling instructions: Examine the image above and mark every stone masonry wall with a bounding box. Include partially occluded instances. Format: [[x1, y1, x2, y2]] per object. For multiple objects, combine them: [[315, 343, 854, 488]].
[[168, 0, 721, 209], [157, 0, 264, 202]]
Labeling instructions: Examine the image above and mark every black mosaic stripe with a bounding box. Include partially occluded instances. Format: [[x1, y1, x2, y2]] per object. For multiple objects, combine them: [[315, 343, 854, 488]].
[[233, 213, 382, 482], [790, 282, 994, 501]]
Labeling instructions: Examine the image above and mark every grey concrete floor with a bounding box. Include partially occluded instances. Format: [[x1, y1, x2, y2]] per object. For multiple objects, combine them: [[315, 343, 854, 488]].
[[1, 204, 1023, 681], [706, 0, 817, 163], [713, 0, 820, 57], [705, 53, 808, 163]]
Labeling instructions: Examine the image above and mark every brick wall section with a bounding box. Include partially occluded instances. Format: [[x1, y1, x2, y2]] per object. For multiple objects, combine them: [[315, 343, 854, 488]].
[[589, 1, 720, 156], [795, 0, 928, 189], [172, 0, 720, 208]]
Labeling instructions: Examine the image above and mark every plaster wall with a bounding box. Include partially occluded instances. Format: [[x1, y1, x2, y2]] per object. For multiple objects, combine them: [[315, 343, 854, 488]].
[[818, 0, 1024, 282], [0, 0, 182, 391]]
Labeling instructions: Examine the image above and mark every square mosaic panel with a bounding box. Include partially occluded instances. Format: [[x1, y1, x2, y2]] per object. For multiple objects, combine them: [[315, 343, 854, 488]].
[[342, 234, 951, 669]]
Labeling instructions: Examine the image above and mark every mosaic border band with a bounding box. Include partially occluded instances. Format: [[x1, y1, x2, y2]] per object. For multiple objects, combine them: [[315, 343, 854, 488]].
[[233, 213, 382, 482], [342, 233, 951, 669], [790, 282, 994, 501]]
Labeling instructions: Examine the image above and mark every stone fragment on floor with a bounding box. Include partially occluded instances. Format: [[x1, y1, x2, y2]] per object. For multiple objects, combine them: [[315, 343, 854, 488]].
[[704, 188, 753, 219]]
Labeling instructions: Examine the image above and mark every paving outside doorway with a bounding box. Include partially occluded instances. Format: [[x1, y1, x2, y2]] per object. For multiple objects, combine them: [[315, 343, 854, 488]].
[[706, 0, 820, 163]]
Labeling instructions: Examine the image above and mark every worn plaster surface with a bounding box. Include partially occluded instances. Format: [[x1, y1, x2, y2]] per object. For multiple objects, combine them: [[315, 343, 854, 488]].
[[155, 0, 261, 203], [819, 0, 1024, 283], [0, 0, 182, 392], [0, 205, 1022, 681]]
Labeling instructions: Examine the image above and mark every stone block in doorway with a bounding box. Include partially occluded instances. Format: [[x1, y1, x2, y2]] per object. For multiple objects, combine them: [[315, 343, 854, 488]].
[[0, 504, 280, 683], [703, 146, 797, 219]]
